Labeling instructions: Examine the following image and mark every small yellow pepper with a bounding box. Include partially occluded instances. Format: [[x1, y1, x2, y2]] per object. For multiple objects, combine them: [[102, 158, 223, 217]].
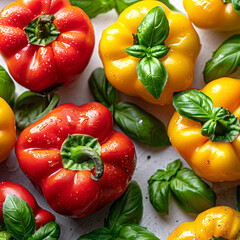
[[99, 0, 200, 106], [183, 0, 240, 31], [0, 97, 16, 162], [167, 206, 240, 240], [168, 78, 240, 182]]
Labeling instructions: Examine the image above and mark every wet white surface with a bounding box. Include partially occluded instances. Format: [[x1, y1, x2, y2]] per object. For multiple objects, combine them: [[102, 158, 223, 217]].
[[0, 0, 240, 239]]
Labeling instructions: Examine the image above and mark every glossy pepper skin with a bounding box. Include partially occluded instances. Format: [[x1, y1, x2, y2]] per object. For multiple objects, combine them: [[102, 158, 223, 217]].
[[0, 0, 95, 91], [0, 181, 55, 229], [0, 97, 16, 163], [183, 0, 240, 31], [167, 206, 240, 240], [168, 78, 240, 182], [99, 1, 200, 106], [15, 102, 136, 218]]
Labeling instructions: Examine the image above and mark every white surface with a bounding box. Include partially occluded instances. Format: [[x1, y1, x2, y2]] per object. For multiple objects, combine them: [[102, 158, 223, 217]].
[[0, 0, 240, 239]]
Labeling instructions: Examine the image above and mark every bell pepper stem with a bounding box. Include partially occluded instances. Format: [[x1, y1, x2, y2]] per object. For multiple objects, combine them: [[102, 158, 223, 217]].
[[61, 134, 104, 181]]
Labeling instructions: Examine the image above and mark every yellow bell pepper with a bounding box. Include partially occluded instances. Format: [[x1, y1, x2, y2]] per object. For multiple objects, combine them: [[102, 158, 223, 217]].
[[99, 0, 200, 106], [183, 0, 240, 31], [167, 206, 240, 240], [168, 78, 240, 182], [0, 97, 16, 162]]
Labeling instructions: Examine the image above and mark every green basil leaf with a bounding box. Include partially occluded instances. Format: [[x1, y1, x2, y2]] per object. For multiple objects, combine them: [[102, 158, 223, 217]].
[[0, 231, 12, 240], [0, 65, 15, 109], [148, 180, 170, 215], [69, 0, 115, 19], [148, 170, 167, 185], [70, 0, 180, 19], [125, 45, 147, 58], [137, 6, 169, 47], [166, 159, 181, 174], [150, 45, 170, 58], [137, 57, 168, 99], [3, 194, 36, 240], [77, 228, 112, 240], [232, 0, 240, 14], [158, 0, 181, 12], [89, 68, 117, 109], [173, 90, 214, 122], [31, 222, 60, 240], [208, 107, 240, 142], [170, 168, 216, 214], [14, 92, 59, 131], [114, 224, 160, 240], [114, 102, 170, 147], [105, 181, 143, 231], [114, 0, 142, 14], [201, 119, 217, 138], [204, 34, 240, 83], [222, 0, 231, 3]]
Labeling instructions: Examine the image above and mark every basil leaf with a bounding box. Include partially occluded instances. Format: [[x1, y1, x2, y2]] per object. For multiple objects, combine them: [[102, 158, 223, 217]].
[[208, 107, 240, 142], [137, 6, 169, 47], [114, 102, 170, 147], [159, 0, 181, 12], [201, 119, 217, 138], [114, 224, 160, 240], [89, 68, 117, 109], [150, 45, 170, 59], [77, 228, 112, 240], [69, 0, 115, 19], [3, 194, 36, 240], [125, 45, 147, 58], [204, 34, 240, 83], [166, 159, 181, 176], [31, 222, 60, 240], [232, 0, 240, 14], [170, 168, 216, 214], [222, 0, 231, 3], [114, 0, 142, 14], [148, 180, 170, 215], [15, 92, 59, 131], [0, 65, 15, 108], [70, 0, 180, 19], [0, 231, 12, 240], [137, 57, 168, 99], [105, 181, 143, 231], [237, 186, 240, 211], [173, 90, 214, 122], [148, 170, 167, 185]]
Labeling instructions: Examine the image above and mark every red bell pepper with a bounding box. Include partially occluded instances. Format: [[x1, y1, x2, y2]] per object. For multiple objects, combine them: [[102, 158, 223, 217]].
[[15, 102, 136, 217], [0, 0, 95, 91], [0, 181, 55, 229]]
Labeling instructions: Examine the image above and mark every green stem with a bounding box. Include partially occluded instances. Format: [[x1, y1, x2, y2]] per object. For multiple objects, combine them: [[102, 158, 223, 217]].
[[61, 134, 104, 181]]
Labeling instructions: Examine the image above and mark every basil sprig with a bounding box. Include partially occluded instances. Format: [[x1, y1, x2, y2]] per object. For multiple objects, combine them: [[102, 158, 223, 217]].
[[222, 0, 240, 14], [14, 91, 59, 131], [173, 90, 240, 143], [89, 68, 170, 148], [78, 181, 160, 240], [70, 0, 180, 19], [125, 6, 169, 99], [0, 65, 15, 109], [2, 194, 60, 240], [148, 159, 216, 215], [204, 34, 240, 83]]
